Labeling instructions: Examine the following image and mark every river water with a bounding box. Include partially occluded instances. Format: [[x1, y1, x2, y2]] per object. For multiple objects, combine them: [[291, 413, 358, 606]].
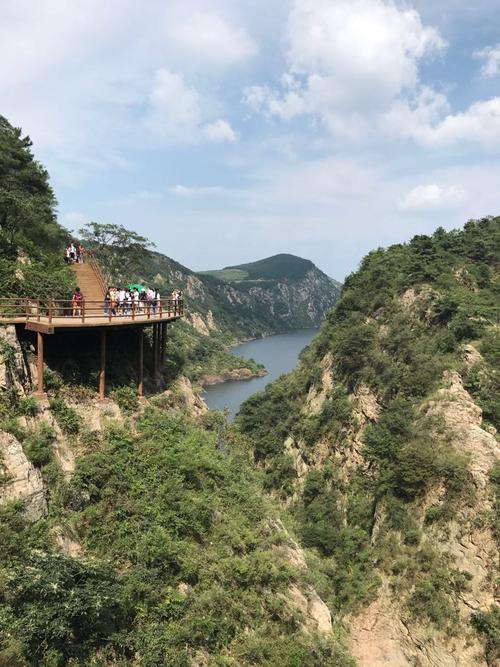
[[203, 328, 318, 419]]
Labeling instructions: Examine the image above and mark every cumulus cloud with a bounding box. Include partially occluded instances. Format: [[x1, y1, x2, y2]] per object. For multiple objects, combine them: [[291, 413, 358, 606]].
[[474, 44, 500, 77], [243, 0, 446, 133], [385, 95, 500, 149], [399, 184, 466, 211], [203, 119, 237, 142]]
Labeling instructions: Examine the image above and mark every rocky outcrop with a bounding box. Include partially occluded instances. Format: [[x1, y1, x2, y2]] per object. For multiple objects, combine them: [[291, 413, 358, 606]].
[[349, 370, 499, 667], [0, 325, 33, 395], [200, 367, 267, 386], [0, 431, 46, 520]]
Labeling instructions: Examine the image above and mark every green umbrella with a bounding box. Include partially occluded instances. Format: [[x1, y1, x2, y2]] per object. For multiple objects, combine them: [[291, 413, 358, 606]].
[[127, 283, 146, 292]]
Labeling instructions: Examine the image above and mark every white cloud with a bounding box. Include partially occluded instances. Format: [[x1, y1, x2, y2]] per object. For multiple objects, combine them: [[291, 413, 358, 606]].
[[399, 184, 466, 211], [474, 44, 500, 77], [163, 12, 256, 68], [386, 95, 500, 149], [244, 0, 446, 131], [145, 68, 202, 142], [144, 72, 238, 145], [169, 184, 225, 197], [203, 119, 237, 142]]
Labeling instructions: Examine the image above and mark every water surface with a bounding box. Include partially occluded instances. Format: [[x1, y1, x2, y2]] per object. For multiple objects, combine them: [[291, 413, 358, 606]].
[[203, 328, 318, 419]]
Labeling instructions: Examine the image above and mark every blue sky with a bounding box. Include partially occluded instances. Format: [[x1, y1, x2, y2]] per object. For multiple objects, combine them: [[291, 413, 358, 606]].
[[2, 0, 500, 280]]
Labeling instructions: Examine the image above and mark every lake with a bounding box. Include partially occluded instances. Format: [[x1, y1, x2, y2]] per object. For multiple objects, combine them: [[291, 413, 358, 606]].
[[203, 328, 318, 419]]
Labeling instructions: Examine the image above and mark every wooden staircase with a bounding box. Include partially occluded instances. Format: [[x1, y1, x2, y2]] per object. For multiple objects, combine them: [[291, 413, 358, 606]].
[[71, 260, 107, 303]]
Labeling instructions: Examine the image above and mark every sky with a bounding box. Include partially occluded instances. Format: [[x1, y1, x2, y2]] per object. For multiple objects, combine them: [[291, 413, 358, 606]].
[[2, 0, 500, 280]]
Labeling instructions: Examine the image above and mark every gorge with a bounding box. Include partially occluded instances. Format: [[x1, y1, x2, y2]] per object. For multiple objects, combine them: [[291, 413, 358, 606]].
[[0, 114, 499, 667]]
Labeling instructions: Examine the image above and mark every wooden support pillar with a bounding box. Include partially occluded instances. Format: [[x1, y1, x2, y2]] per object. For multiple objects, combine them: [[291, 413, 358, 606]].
[[36, 332, 44, 395], [138, 327, 144, 398], [160, 322, 167, 363], [153, 323, 160, 386], [99, 329, 106, 400]]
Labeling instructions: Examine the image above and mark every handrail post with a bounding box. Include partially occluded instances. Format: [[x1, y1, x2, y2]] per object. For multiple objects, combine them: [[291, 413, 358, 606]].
[[82, 300, 85, 324], [37, 300, 40, 322], [48, 299, 53, 324]]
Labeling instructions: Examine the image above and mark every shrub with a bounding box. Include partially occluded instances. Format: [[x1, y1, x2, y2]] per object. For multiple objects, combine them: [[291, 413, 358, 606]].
[[472, 606, 500, 666], [23, 423, 55, 468], [18, 396, 39, 417], [110, 385, 139, 414], [49, 397, 80, 435]]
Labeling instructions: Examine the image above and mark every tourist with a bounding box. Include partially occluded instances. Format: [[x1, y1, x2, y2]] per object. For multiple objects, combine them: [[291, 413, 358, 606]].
[[132, 288, 140, 315], [139, 288, 147, 314], [68, 242, 77, 263], [109, 287, 117, 316], [72, 287, 84, 316], [77, 243, 85, 263], [104, 289, 110, 315], [147, 286, 155, 315], [124, 289, 132, 316], [154, 289, 161, 315]]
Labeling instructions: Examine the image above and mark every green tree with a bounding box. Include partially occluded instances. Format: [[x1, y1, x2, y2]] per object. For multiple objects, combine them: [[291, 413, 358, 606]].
[[0, 116, 64, 258], [80, 222, 154, 283]]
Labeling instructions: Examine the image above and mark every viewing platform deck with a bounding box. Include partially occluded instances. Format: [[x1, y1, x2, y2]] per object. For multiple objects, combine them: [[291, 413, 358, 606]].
[[0, 299, 183, 334]]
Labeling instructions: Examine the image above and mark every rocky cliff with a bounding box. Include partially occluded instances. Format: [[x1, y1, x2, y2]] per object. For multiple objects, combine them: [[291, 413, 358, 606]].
[[238, 218, 500, 666]]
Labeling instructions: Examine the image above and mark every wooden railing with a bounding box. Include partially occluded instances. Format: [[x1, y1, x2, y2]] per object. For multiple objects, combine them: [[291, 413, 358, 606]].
[[0, 298, 184, 324], [83, 249, 109, 296]]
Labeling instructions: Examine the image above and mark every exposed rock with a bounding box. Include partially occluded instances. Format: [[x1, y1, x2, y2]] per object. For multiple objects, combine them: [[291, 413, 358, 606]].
[[461, 344, 483, 367], [287, 584, 332, 635], [206, 310, 218, 331], [0, 430, 46, 520], [174, 376, 208, 416], [69, 396, 122, 432], [306, 353, 334, 414], [354, 383, 381, 425], [189, 312, 210, 336], [0, 325, 32, 395], [54, 529, 84, 557]]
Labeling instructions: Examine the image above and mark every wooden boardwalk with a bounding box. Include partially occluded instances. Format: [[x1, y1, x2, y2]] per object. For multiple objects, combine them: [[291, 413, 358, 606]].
[[0, 256, 184, 398]]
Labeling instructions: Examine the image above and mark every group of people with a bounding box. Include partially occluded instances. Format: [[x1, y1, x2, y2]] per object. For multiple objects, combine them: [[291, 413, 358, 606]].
[[104, 287, 159, 316], [64, 242, 85, 263], [69, 286, 182, 318]]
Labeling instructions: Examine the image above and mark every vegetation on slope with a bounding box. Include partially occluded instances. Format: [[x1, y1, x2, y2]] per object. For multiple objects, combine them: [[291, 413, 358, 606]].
[[0, 116, 74, 299], [238, 218, 500, 649], [0, 409, 354, 666]]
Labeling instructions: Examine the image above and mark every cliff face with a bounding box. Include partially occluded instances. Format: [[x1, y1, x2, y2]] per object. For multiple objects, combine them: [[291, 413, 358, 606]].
[[238, 218, 500, 666], [141, 252, 341, 338]]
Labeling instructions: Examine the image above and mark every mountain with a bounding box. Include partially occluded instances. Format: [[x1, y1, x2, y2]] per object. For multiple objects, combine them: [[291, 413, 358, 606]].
[[237, 218, 500, 667], [142, 252, 341, 338], [134, 251, 342, 384]]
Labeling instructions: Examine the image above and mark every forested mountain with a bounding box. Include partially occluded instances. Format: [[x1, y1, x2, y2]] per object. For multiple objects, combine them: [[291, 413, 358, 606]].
[[238, 218, 500, 666]]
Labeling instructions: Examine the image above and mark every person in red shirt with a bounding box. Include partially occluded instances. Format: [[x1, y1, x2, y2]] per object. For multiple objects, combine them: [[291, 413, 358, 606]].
[[72, 287, 84, 316]]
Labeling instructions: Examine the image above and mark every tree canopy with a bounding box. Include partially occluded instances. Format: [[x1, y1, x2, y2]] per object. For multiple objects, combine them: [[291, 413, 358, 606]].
[[80, 222, 154, 284]]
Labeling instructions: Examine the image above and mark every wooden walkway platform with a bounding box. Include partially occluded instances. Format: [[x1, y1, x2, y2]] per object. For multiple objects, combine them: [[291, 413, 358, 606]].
[[0, 253, 184, 398]]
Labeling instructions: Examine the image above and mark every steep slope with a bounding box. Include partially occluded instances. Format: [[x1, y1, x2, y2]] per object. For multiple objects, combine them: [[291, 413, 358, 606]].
[[238, 218, 500, 666]]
